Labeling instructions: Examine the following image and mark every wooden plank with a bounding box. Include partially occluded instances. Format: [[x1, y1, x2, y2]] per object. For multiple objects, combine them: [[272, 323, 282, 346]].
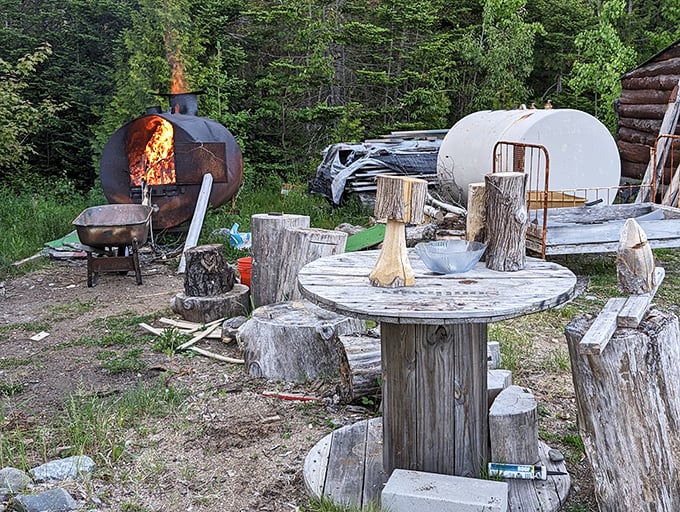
[[618, 267, 666, 327], [139, 322, 164, 336], [323, 419, 367, 508], [578, 298, 627, 355], [178, 173, 213, 273], [361, 418, 387, 507], [303, 431, 332, 499], [382, 323, 418, 474]]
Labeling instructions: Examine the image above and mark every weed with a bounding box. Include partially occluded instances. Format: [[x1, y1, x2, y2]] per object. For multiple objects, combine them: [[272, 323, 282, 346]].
[[151, 328, 190, 355], [543, 348, 571, 372], [489, 324, 533, 375], [48, 299, 96, 321], [0, 381, 23, 396], [0, 356, 34, 370], [306, 495, 383, 512]]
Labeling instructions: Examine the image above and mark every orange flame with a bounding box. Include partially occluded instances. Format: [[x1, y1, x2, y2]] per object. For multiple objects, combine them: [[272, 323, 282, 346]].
[[166, 31, 187, 94], [128, 116, 176, 186]]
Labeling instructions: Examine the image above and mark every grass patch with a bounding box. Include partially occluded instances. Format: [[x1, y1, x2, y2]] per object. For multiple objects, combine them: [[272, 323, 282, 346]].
[[0, 356, 35, 370], [150, 327, 191, 356], [0, 381, 23, 396], [48, 299, 97, 321], [97, 349, 147, 374], [488, 323, 534, 375]]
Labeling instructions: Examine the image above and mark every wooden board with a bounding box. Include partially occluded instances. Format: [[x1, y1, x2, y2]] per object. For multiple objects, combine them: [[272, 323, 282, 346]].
[[298, 252, 577, 325], [527, 203, 680, 256]]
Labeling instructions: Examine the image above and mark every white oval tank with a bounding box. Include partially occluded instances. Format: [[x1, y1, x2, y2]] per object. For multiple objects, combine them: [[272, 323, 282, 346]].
[[437, 109, 621, 205]]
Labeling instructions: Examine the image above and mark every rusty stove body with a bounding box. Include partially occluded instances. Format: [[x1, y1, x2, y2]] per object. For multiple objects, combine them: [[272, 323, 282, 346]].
[[100, 92, 243, 229]]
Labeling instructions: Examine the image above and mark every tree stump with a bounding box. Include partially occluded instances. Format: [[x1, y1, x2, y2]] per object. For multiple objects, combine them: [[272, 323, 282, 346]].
[[238, 301, 363, 383], [184, 244, 235, 296], [275, 227, 347, 302], [566, 310, 680, 511], [369, 175, 428, 287], [466, 182, 487, 244], [251, 213, 310, 308], [489, 385, 539, 465], [170, 285, 251, 324], [484, 172, 528, 271]]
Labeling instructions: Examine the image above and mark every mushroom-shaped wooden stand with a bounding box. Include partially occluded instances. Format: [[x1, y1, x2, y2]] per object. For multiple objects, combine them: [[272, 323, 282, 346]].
[[368, 175, 428, 287]]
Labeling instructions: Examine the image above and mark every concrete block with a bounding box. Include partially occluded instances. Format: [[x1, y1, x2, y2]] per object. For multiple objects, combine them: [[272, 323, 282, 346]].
[[381, 469, 508, 512]]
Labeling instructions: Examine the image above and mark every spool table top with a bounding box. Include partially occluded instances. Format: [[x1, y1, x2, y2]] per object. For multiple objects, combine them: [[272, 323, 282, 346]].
[[298, 249, 577, 325]]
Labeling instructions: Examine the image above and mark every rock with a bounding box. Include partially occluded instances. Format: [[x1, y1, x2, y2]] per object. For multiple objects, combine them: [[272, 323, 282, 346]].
[[13, 487, 77, 512], [0, 467, 32, 493], [29, 455, 95, 482], [549, 448, 565, 463]]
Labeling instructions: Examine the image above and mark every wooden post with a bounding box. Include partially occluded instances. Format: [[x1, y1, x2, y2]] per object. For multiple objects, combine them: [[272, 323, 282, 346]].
[[566, 311, 680, 511], [369, 175, 428, 287], [178, 173, 213, 273], [466, 182, 486, 244], [489, 385, 539, 465], [275, 227, 347, 302], [485, 172, 528, 271], [251, 213, 310, 308]]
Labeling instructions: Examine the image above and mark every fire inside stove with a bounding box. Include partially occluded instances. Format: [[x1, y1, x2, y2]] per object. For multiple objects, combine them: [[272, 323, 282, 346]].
[[127, 116, 176, 186]]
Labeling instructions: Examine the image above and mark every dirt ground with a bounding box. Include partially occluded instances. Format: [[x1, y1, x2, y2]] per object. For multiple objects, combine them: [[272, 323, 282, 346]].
[[0, 255, 596, 511]]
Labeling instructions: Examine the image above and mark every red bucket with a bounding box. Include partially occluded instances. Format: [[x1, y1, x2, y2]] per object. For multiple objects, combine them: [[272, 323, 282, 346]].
[[237, 257, 252, 287]]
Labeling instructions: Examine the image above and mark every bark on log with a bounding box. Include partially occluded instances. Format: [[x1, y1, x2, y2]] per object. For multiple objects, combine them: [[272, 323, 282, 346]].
[[170, 284, 251, 323], [619, 87, 675, 105], [466, 182, 486, 244], [617, 126, 660, 146], [622, 58, 680, 80], [565, 311, 680, 511], [184, 244, 235, 297], [484, 172, 527, 271], [618, 116, 664, 134], [621, 74, 680, 91], [489, 385, 539, 465], [617, 140, 652, 164], [238, 301, 363, 383], [620, 160, 649, 180], [616, 103, 671, 120], [335, 331, 382, 404], [275, 227, 347, 302], [251, 213, 310, 308]]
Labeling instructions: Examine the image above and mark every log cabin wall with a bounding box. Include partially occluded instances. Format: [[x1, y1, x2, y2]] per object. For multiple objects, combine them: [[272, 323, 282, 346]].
[[617, 41, 680, 180]]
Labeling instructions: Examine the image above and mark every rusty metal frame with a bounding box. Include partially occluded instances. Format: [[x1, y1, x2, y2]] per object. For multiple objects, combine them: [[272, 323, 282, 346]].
[[492, 140, 550, 258]]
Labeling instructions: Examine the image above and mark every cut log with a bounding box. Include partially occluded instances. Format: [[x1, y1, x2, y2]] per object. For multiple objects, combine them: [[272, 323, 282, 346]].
[[487, 369, 512, 408], [335, 331, 382, 404], [170, 284, 251, 324], [616, 218, 656, 294], [636, 80, 680, 203], [566, 310, 680, 511], [621, 74, 680, 91], [489, 385, 539, 465], [183, 244, 235, 297], [251, 213, 310, 308], [238, 301, 363, 383], [622, 58, 680, 80], [619, 87, 675, 105], [275, 227, 347, 302], [484, 172, 528, 271], [466, 182, 486, 244], [369, 175, 428, 287]]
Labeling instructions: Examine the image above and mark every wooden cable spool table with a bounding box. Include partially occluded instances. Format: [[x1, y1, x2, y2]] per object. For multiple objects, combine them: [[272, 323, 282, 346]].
[[298, 249, 577, 487]]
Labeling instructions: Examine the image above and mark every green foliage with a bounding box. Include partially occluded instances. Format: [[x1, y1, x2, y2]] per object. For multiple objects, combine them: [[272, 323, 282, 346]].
[[151, 328, 191, 355], [568, 0, 637, 132], [97, 349, 147, 374]]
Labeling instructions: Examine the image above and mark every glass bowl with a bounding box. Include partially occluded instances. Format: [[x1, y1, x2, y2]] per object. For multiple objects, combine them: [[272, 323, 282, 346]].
[[414, 240, 487, 274]]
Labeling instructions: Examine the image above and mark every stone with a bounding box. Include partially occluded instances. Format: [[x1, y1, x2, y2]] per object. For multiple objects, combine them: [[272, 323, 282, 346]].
[[29, 455, 95, 482], [13, 487, 77, 512], [381, 469, 508, 512], [0, 467, 32, 493]]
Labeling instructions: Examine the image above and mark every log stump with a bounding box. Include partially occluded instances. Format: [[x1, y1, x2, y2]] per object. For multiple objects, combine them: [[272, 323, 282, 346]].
[[238, 301, 363, 383], [170, 284, 251, 324], [251, 213, 310, 308], [466, 181, 487, 244], [566, 310, 680, 511], [489, 385, 539, 465], [485, 172, 528, 271], [335, 331, 382, 404], [275, 227, 347, 302], [184, 244, 235, 296]]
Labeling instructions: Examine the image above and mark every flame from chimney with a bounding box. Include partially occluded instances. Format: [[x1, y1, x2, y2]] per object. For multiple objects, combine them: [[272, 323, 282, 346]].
[[165, 30, 187, 94]]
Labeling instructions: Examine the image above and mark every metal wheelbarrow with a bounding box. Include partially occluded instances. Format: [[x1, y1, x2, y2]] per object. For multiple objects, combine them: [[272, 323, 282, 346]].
[[72, 204, 153, 287]]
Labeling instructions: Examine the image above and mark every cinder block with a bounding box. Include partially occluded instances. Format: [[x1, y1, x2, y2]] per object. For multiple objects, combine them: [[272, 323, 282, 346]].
[[381, 469, 508, 512]]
